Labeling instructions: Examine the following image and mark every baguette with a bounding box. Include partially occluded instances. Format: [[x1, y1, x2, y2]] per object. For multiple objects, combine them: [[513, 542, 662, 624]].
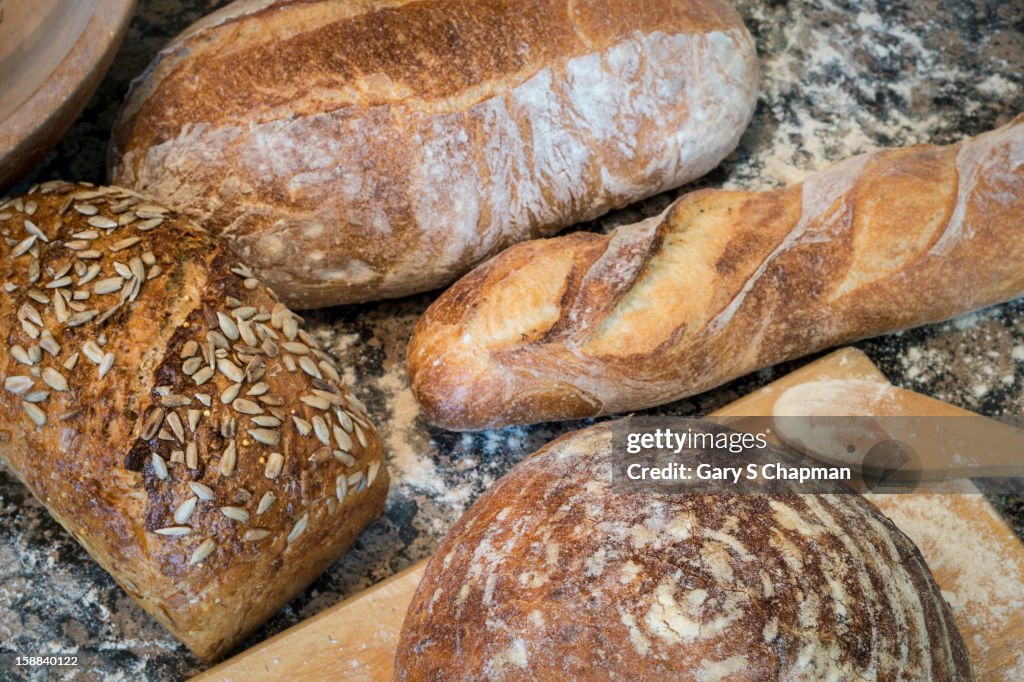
[[408, 115, 1024, 430], [396, 421, 971, 679], [0, 182, 388, 661], [109, 0, 758, 309]]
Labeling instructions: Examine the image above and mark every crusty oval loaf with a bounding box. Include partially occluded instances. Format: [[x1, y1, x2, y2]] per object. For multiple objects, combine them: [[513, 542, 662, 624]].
[[395, 421, 971, 680], [408, 115, 1024, 430], [109, 0, 759, 309], [0, 182, 388, 661]]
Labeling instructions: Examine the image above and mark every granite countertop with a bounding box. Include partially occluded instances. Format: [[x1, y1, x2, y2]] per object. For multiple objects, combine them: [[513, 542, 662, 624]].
[[2, 0, 1023, 679]]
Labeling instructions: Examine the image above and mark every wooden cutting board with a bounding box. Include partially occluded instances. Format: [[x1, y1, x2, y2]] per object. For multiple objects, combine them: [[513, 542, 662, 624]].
[[194, 348, 1024, 681]]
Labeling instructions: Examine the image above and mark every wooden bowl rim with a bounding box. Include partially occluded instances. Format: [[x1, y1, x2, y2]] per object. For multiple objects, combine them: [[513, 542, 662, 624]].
[[0, 0, 136, 189]]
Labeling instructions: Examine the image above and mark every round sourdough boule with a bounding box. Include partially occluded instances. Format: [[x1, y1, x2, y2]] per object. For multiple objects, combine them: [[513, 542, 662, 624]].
[[0, 181, 388, 662], [395, 422, 971, 680]]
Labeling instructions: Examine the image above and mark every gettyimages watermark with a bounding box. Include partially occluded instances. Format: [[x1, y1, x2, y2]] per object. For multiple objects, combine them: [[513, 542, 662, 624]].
[[611, 415, 1024, 494]]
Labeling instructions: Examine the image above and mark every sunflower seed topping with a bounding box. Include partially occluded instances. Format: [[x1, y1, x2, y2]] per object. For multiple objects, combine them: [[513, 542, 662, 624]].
[[87, 215, 117, 229], [21, 402, 46, 426], [312, 416, 331, 445], [219, 441, 237, 476], [192, 366, 214, 386], [161, 394, 191, 408], [189, 482, 214, 501], [217, 358, 244, 383], [187, 409, 201, 432], [217, 312, 240, 341], [307, 446, 329, 463], [243, 529, 270, 542], [250, 427, 281, 447], [182, 356, 203, 375], [256, 492, 275, 515], [237, 319, 258, 347], [135, 217, 164, 231], [46, 276, 72, 290], [264, 452, 284, 478], [348, 470, 366, 493], [335, 409, 354, 433], [11, 234, 37, 257], [166, 412, 185, 442], [246, 382, 269, 397], [155, 526, 191, 536], [110, 236, 142, 252], [298, 356, 322, 379], [232, 398, 262, 415], [152, 454, 168, 480], [78, 264, 101, 285], [98, 352, 115, 379], [311, 389, 343, 405], [287, 513, 308, 545], [282, 341, 309, 356], [66, 310, 99, 327], [292, 416, 312, 436], [300, 394, 331, 411], [319, 361, 341, 384], [367, 461, 381, 487], [173, 496, 198, 524], [219, 506, 249, 524], [334, 426, 353, 452], [251, 415, 281, 428], [186, 442, 199, 469], [24, 390, 48, 403], [221, 383, 242, 405], [93, 277, 124, 295], [4, 376, 33, 394], [282, 317, 298, 341], [11, 345, 33, 365], [39, 333, 60, 356], [41, 367, 68, 392], [141, 408, 165, 440], [335, 474, 348, 503], [189, 539, 215, 565], [81, 341, 104, 365]]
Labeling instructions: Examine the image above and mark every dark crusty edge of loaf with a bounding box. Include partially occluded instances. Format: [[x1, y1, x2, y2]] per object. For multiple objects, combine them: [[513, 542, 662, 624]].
[[396, 421, 971, 680], [0, 181, 388, 661], [109, 0, 758, 308], [407, 114, 1024, 430]]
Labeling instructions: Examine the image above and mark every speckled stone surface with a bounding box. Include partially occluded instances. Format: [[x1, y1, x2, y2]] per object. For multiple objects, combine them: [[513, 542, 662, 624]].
[[2, 0, 1023, 679]]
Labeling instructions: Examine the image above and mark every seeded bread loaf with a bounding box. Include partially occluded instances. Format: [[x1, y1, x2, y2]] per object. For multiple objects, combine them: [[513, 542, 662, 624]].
[[395, 421, 971, 680], [0, 182, 388, 662], [108, 0, 759, 308], [408, 115, 1024, 430]]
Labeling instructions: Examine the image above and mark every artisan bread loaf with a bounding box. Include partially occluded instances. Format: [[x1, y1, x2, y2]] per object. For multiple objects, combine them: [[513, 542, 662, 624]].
[[395, 422, 971, 680], [0, 182, 388, 661], [408, 115, 1024, 430], [109, 0, 759, 308]]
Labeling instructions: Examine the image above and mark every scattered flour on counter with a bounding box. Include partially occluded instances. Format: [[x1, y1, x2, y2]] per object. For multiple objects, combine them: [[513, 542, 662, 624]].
[[373, 361, 479, 510], [977, 74, 1018, 98], [376, 366, 443, 495]]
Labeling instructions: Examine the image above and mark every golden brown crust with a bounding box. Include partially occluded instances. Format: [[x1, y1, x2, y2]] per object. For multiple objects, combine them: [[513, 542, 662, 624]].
[[109, 0, 758, 308], [408, 115, 1024, 430], [395, 422, 972, 680], [0, 182, 388, 661]]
